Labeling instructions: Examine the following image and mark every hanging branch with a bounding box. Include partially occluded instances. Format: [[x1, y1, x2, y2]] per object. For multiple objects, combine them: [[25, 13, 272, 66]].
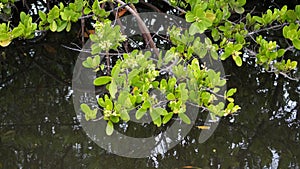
[[114, 0, 159, 56]]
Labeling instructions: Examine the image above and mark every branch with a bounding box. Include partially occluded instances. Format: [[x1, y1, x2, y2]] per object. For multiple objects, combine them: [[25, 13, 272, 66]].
[[267, 70, 300, 81], [140, 0, 162, 12], [61, 44, 123, 55], [246, 23, 288, 37], [161, 0, 186, 14], [115, 0, 159, 56]]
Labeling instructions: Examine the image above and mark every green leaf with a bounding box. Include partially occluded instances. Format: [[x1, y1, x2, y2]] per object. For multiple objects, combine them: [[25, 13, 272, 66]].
[[233, 56, 242, 66], [166, 93, 176, 100], [226, 88, 237, 97], [154, 108, 168, 116], [128, 69, 140, 82], [153, 116, 162, 127], [227, 97, 234, 102], [110, 116, 119, 123], [120, 110, 130, 122], [135, 108, 147, 120], [20, 12, 27, 23], [47, 6, 60, 22], [237, 0, 246, 6], [57, 21, 67, 32], [163, 112, 173, 124], [92, 55, 100, 68], [185, 12, 195, 22], [11, 27, 23, 38], [84, 7, 92, 15], [234, 6, 245, 14], [210, 50, 219, 60], [178, 113, 191, 124], [168, 77, 176, 91], [119, 91, 132, 108], [66, 22, 72, 32], [292, 39, 300, 50], [105, 96, 113, 111], [150, 108, 160, 121], [277, 49, 285, 57], [38, 11, 47, 21], [98, 98, 105, 107], [142, 100, 151, 109], [94, 76, 112, 86], [50, 21, 57, 32], [106, 121, 114, 136], [80, 103, 91, 114], [189, 22, 200, 35], [253, 16, 263, 23], [109, 81, 118, 99], [160, 79, 167, 91]]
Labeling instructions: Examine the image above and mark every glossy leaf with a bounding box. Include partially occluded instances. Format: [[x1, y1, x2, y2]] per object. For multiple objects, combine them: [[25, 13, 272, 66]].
[[226, 88, 237, 97], [292, 39, 300, 50], [94, 76, 112, 86]]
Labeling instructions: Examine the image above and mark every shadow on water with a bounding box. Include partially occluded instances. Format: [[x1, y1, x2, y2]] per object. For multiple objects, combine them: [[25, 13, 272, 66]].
[[0, 0, 299, 168]]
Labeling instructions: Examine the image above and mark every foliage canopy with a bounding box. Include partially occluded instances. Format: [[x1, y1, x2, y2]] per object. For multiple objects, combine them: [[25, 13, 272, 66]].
[[0, 0, 299, 135]]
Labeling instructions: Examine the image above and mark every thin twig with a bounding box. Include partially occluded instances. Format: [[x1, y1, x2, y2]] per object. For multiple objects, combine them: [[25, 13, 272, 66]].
[[106, 50, 111, 74], [161, 0, 186, 14], [109, 2, 130, 53], [267, 70, 300, 81], [61, 44, 122, 55], [246, 23, 288, 36], [140, 0, 162, 12]]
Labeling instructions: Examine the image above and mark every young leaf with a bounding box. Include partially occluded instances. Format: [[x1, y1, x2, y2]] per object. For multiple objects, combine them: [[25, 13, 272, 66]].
[[50, 21, 57, 32], [120, 109, 130, 122], [233, 55, 242, 66], [80, 103, 91, 114], [106, 121, 114, 136], [154, 107, 168, 116], [178, 113, 191, 124], [150, 108, 160, 121], [292, 39, 300, 50], [226, 88, 237, 97], [167, 93, 176, 100], [110, 116, 120, 123], [94, 76, 112, 86], [136, 108, 147, 120], [227, 97, 234, 102], [163, 112, 173, 124]]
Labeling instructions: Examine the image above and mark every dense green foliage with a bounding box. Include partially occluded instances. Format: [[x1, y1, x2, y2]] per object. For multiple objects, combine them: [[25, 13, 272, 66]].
[[0, 0, 299, 136]]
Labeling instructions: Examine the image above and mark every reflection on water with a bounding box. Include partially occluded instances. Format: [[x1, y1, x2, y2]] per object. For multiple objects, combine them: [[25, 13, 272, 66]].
[[1, 1, 300, 169]]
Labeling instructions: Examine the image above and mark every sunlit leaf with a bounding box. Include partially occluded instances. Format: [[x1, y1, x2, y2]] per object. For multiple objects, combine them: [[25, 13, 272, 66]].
[[94, 76, 112, 86], [106, 121, 114, 136], [135, 108, 147, 120], [163, 112, 173, 124], [292, 39, 300, 50], [167, 93, 176, 100], [226, 88, 237, 97]]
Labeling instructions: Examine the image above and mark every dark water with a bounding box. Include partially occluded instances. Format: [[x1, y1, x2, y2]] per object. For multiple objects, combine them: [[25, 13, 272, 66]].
[[1, 1, 300, 169]]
